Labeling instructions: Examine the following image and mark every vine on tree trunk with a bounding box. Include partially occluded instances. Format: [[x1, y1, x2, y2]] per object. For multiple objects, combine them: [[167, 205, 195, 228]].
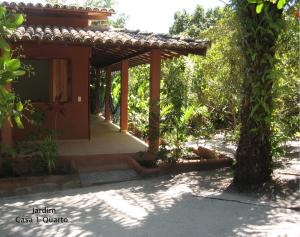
[[233, 0, 287, 185]]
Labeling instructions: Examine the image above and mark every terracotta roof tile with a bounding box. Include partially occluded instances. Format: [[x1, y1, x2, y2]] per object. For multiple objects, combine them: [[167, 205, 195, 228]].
[[8, 26, 210, 53], [1, 1, 115, 14]]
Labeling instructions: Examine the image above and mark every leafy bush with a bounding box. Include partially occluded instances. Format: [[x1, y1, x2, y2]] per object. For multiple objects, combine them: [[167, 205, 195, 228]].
[[128, 65, 150, 139], [0, 6, 26, 128], [0, 130, 59, 177]]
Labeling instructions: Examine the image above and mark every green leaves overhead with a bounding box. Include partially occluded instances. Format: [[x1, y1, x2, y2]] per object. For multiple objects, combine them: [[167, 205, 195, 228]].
[[0, 38, 10, 52], [14, 115, 23, 128], [277, 0, 287, 9], [169, 5, 224, 37], [5, 59, 21, 71], [6, 14, 24, 28], [0, 38, 10, 65], [247, 0, 287, 14], [16, 101, 23, 112], [256, 3, 264, 13], [0, 6, 7, 18]]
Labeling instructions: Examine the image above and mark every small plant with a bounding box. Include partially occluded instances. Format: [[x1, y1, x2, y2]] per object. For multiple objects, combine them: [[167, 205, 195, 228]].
[[8, 130, 59, 176], [38, 135, 58, 175], [188, 105, 215, 139], [22, 129, 58, 175], [157, 143, 177, 164], [161, 105, 195, 161]]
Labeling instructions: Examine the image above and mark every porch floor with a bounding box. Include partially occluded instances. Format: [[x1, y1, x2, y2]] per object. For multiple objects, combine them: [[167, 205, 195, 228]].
[[58, 115, 148, 156]]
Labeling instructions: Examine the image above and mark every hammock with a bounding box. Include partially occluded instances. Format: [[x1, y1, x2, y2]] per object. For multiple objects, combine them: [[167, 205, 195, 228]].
[[109, 94, 121, 115]]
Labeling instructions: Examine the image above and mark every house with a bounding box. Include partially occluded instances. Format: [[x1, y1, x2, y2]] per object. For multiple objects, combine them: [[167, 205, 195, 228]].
[[0, 2, 210, 160]]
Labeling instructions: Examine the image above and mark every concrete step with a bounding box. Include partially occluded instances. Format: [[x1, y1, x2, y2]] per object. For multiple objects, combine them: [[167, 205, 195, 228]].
[[79, 169, 140, 187], [69, 154, 160, 186], [72, 157, 141, 186]]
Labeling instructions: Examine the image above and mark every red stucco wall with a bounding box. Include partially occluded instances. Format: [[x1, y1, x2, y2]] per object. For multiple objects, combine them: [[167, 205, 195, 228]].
[[13, 42, 91, 140], [26, 15, 89, 28]]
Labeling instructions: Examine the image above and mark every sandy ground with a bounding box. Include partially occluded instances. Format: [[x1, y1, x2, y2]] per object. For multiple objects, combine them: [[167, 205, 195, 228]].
[[0, 167, 299, 237], [1, 138, 299, 237]]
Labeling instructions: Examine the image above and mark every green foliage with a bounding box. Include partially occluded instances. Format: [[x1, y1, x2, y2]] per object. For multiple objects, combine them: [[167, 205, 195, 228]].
[[160, 58, 192, 152], [188, 105, 215, 138], [127, 7, 243, 158], [83, 0, 128, 28], [270, 4, 300, 153], [168, 7, 245, 140], [110, 13, 128, 28], [247, 0, 287, 13], [161, 106, 196, 160], [128, 65, 150, 139], [190, 9, 242, 133], [167, 3, 299, 153], [169, 5, 224, 37], [84, 0, 115, 8], [126, 3, 298, 164], [157, 143, 194, 164], [37, 135, 58, 175], [234, 1, 285, 133], [232, 0, 291, 184], [111, 71, 121, 105], [0, 6, 25, 128], [109, 71, 121, 123], [24, 130, 59, 175], [272, 8, 300, 136], [45, 0, 67, 4], [0, 130, 59, 177]]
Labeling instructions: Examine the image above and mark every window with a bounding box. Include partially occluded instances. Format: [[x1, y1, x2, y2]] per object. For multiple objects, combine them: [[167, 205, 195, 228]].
[[13, 59, 50, 102], [13, 59, 71, 103]]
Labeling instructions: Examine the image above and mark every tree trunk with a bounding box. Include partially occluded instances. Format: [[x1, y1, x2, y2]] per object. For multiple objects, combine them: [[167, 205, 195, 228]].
[[234, 1, 283, 185], [235, 84, 273, 185]]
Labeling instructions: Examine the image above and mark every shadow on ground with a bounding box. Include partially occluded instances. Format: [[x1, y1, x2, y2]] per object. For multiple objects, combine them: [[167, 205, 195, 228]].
[[0, 168, 299, 237]]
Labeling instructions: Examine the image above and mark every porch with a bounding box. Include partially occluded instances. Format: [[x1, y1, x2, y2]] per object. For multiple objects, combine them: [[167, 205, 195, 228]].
[[1, 4, 210, 151], [58, 115, 148, 156]]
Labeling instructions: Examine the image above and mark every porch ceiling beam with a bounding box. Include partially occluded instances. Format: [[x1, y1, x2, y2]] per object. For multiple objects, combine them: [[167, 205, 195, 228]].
[[129, 55, 150, 64], [92, 49, 135, 63], [129, 58, 149, 67], [93, 46, 141, 56], [161, 50, 182, 58], [95, 49, 150, 70], [93, 49, 128, 59], [128, 50, 179, 67], [91, 46, 197, 69]]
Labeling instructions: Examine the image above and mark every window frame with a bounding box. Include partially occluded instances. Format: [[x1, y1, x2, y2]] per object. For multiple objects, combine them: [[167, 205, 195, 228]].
[[15, 57, 72, 103]]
